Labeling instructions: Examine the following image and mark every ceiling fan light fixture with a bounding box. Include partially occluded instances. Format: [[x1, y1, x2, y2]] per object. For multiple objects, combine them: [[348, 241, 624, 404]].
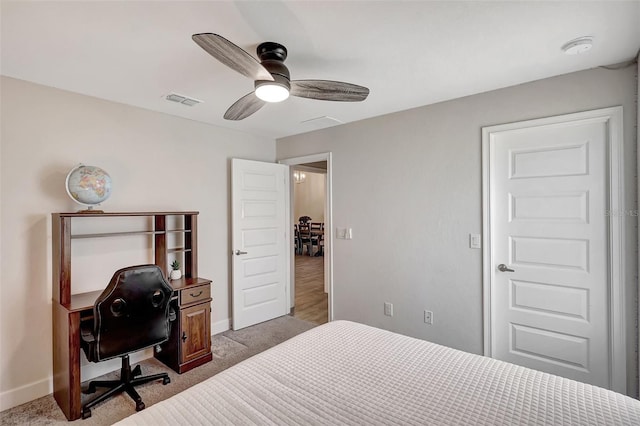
[[255, 81, 290, 103]]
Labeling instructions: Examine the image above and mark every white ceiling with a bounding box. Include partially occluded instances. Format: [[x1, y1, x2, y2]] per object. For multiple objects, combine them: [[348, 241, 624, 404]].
[[2, 1, 639, 140]]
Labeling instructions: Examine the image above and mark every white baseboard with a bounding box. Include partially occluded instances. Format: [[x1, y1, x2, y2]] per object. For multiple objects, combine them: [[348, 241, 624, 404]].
[[2, 321, 231, 412], [212, 317, 231, 335], [0, 377, 51, 412], [0, 350, 152, 412]]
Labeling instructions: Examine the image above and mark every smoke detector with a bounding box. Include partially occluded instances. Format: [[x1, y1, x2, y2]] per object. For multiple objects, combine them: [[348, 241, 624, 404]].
[[562, 37, 593, 55]]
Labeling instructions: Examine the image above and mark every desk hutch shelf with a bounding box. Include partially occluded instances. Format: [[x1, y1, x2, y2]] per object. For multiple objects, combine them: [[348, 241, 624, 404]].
[[51, 211, 212, 421]]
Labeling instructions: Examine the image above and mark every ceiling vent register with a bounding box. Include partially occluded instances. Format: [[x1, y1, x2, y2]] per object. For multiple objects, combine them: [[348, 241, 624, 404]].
[[166, 93, 202, 106]]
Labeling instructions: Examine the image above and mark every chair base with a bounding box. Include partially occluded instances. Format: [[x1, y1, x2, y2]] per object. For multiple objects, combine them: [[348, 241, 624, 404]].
[[81, 355, 170, 419]]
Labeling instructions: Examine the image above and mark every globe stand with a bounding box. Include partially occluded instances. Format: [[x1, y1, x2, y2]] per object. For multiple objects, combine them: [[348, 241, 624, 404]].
[[76, 208, 105, 214]]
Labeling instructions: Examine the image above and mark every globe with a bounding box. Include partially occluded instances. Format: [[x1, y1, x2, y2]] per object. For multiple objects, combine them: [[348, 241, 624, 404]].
[[65, 164, 112, 209]]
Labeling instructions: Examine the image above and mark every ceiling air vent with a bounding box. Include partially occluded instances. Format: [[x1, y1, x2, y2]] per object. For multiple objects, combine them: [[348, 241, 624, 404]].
[[301, 116, 343, 130], [165, 93, 202, 106]]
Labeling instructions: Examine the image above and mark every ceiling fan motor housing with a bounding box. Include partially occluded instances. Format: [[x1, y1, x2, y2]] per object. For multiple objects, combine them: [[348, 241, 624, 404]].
[[257, 62, 290, 89], [256, 42, 291, 91], [257, 42, 287, 61], [254, 73, 290, 92]]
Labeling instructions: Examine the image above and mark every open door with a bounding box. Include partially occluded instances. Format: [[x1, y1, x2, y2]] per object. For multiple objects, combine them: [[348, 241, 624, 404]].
[[231, 159, 290, 330]]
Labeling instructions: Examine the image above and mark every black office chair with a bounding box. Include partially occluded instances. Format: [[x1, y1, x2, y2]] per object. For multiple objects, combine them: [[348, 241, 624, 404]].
[[80, 265, 175, 419]]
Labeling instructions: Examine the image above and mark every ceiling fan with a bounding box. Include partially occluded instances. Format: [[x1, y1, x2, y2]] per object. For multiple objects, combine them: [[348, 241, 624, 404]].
[[192, 33, 370, 120]]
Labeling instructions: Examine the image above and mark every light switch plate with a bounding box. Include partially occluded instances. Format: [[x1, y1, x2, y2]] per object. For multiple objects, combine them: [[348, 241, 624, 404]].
[[469, 233, 481, 249], [384, 302, 393, 317]]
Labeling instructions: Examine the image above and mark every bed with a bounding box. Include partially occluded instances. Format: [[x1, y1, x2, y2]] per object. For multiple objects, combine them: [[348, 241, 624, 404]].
[[115, 320, 640, 425]]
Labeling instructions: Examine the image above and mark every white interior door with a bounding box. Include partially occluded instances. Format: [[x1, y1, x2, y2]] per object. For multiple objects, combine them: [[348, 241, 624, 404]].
[[483, 107, 625, 391], [232, 159, 289, 330]]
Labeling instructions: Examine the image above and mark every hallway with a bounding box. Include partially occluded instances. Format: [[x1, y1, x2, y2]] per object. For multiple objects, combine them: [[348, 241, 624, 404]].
[[293, 254, 327, 325]]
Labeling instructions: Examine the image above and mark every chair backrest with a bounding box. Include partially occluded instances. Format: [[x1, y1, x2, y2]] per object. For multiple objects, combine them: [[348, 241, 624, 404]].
[[92, 264, 173, 361], [298, 222, 311, 238], [299, 216, 311, 224]]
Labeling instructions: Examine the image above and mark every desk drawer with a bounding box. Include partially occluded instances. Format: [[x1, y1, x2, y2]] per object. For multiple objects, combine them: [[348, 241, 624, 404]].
[[179, 285, 210, 306]]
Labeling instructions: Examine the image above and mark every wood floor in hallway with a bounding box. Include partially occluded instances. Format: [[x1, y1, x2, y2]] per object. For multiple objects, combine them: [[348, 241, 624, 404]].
[[293, 254, 328, 325]]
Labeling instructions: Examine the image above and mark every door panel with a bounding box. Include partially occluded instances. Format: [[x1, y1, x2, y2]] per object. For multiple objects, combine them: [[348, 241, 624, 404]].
[[488, 115, 611, 388], [510, 236, 589, 270], [180, 304, 210, 363], [510, 192, 588, 222], [232, 159, 288, 330], [510, 324, 589, 370], [509, 142, 588, 178], [510, 280, 589, 320]]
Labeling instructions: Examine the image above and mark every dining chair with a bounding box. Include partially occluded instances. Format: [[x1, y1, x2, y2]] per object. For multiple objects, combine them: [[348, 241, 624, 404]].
[[297, 222, 313, 256], [294, 224, 301, 254], [310, 222, 323, 256]]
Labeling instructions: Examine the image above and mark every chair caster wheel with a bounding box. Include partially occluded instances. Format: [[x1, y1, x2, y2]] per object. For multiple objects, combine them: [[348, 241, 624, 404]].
[[136, 401, 145, 411], [163, 377, 171, 385], [82, 408, 92, 419], [84, 385, 96, 394]]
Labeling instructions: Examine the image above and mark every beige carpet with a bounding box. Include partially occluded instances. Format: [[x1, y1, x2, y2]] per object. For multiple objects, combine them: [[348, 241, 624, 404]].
[[0, 315, 316, 425]]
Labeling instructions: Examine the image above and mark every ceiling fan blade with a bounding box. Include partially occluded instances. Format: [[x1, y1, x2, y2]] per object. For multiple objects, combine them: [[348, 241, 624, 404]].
[[224, 92, 266, 120], [192, 33, 274, 82], [290, 80, 369, 102]]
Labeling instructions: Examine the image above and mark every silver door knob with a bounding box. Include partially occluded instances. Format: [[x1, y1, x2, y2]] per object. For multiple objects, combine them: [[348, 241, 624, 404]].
[[234, 250, 248, 255], [497, 264, 515, 272]]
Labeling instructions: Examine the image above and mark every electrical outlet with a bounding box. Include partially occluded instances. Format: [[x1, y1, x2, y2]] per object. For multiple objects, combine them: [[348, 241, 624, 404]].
[[384, 302, 393, 317], [424, 310, 433, 325]]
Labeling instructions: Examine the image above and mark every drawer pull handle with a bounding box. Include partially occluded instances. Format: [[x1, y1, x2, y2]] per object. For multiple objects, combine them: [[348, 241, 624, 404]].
[[182, 332, 188, 342], [190, 291, 203, 298]]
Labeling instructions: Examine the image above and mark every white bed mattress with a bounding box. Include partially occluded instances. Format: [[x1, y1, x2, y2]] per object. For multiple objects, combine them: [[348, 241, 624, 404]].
[[116, 320, 640, 425]]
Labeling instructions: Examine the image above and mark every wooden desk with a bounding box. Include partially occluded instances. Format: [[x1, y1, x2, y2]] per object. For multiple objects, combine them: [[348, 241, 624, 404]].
[[154, 277, 213, 374], [52, 212, 212, 421]]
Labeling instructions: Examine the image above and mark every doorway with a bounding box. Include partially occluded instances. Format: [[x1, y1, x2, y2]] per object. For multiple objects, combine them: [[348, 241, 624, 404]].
[[279, 153, 333, 324], [482, 107, 625, 391], [292, 165, 327, 324]]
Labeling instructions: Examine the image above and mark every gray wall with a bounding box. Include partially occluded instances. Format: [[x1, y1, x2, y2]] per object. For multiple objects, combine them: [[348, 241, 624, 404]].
[[637, 52, 640, 396], [277, 66, 638, 396]]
